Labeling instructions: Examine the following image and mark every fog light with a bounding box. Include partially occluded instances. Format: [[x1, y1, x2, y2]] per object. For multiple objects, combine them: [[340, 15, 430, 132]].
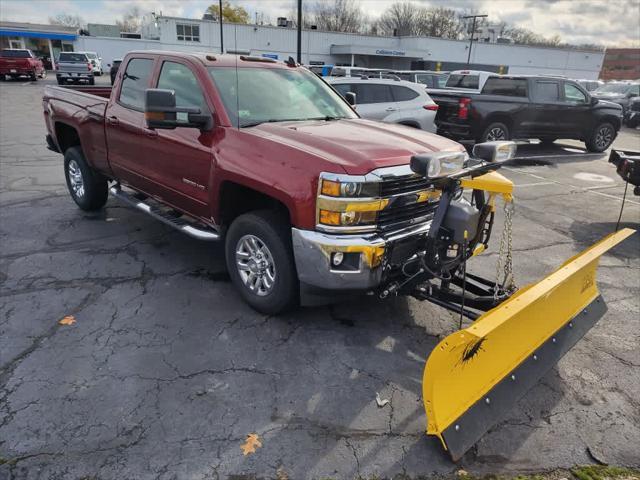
[[332, 252, 344, 266]]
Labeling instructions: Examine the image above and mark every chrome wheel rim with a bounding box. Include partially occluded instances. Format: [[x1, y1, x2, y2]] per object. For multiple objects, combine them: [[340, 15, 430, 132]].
[[235, 234, 276, 296], [68, 159, 85, 198], [486, 127, 506, 141], [595, 125, 613, 150]]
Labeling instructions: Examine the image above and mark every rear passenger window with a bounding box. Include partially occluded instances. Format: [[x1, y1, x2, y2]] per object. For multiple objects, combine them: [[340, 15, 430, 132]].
[[119, 58, 154, 110], [157, 61, 207, 112], [536, 81, 560, 102], [356, 84, 393, 104], [391, 86, 419, 102], [482, 78, 528, 97]]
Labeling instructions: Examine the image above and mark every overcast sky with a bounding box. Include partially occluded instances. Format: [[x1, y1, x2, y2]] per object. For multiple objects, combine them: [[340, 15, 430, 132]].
[[1, 0, 639, 47]]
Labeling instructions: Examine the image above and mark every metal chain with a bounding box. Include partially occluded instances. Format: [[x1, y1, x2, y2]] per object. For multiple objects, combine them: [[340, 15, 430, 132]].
[[494, 198, 517, 300]]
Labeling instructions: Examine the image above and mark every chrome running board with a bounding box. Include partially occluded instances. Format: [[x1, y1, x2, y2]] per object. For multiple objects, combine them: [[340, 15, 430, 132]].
[[109, 186, 220, 241]]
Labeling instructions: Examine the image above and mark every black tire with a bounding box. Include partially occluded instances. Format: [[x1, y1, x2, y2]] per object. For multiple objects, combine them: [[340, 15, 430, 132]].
[[480, 122, 510, 143], [63, 146, 108, 211], [225, 210, 298, 314], [88, 77, 95, 85], [585, 122, 616, 153], [539, 137, 557, 145], [30, 70, 37, 81]]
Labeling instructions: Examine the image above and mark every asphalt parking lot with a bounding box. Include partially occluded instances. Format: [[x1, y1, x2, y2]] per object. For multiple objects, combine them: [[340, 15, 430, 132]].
[[1, 74, 639, 479]]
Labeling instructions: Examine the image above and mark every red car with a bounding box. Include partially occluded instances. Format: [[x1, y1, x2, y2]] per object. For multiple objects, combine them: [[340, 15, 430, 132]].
[[0, 48, 47, 81]]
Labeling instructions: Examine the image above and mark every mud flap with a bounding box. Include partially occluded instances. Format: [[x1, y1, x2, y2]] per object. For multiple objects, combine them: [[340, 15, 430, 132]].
[[422, 228, 635, 461]]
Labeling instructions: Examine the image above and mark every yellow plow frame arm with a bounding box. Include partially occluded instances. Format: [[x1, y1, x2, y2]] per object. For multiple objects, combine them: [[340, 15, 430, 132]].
[[422, 228, 635, 460]]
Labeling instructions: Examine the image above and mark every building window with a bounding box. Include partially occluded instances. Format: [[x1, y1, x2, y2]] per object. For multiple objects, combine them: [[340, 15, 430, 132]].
[[176, 24, 200, 42]]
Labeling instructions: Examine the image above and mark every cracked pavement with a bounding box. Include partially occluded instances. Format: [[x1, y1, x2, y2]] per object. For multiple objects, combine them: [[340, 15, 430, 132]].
[[1, 76, 639, 479]]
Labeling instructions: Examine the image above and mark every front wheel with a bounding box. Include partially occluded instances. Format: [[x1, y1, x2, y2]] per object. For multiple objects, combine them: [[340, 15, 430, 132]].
[[480, 122, 510, 143], [225, 211, 299, 314], [64, 146, 108, 211], [88, 76, 95, 85], [585, 122, 616, 153]]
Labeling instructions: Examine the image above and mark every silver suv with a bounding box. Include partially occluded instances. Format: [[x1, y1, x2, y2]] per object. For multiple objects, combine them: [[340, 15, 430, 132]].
[[328, 77, 439, 132]]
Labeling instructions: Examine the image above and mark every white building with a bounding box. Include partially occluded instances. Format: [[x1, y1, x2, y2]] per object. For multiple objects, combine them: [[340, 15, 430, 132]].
[[71, 14, 605, 79]]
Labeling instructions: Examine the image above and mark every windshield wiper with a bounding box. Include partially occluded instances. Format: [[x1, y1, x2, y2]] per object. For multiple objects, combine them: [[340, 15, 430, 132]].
[[241, 118, 303, 128], [241, 116, 345, 128]]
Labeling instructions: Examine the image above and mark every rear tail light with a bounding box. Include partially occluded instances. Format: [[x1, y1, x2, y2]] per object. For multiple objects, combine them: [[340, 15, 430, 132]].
[[458, 98, 471, 120], [423, 104, 439, 111]]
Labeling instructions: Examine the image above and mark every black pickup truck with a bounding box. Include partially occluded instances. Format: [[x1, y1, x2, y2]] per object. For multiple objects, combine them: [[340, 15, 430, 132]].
[[432, 75, 623, 152]]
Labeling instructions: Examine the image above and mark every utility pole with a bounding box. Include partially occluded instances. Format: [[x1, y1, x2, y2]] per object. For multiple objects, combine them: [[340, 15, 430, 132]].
[[463, 14, 487, 66], [219, 0, 224, 53], [297, 0, 302, 63]]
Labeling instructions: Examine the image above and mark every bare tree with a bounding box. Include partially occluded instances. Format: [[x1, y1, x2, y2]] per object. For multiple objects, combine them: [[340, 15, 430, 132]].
[[378, 2, 420, 36], [310, 0, 366, 33], [48, 14, 84, 28], [116, 6, 144, 33], [421, 8, 464, 39]]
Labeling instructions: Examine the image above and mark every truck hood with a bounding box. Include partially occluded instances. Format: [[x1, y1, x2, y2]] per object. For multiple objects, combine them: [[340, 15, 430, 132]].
[[247, 118, 465, 175]]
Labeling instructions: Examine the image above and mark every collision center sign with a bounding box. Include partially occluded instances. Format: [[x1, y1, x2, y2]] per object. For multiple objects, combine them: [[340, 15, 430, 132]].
[[375, 49, 406, 56]]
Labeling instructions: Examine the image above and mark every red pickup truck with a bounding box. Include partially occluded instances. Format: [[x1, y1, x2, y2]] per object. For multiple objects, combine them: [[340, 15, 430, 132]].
[[42, 50, 500, 314], [1, 48, 46, 81]]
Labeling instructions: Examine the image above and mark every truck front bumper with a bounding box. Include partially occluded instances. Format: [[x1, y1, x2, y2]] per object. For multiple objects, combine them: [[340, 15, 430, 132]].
[[292, 222, 431, 291]]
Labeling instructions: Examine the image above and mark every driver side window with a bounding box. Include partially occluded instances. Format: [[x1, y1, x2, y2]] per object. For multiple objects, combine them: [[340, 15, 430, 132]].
[[157, 61, 207, 113], [564, 83, 587, 104]]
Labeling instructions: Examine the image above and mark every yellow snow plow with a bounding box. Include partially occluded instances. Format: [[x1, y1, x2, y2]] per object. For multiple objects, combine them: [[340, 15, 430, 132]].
[[382, 141, 636, 461]]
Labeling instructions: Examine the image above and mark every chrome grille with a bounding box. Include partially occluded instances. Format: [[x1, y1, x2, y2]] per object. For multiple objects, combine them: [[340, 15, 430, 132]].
[[377, 200, 438, 233], [379, 174, 431, 196]]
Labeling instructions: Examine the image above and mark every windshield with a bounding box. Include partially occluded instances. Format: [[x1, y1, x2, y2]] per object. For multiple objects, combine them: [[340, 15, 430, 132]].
[[209, 66, 357, 128], [1, 49, 31, 58], [595, 84, 631, 94], [84, 53, 97, 59]]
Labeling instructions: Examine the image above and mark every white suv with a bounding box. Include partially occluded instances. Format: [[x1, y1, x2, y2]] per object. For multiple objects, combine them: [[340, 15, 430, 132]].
[[79, 51, 103, 76], [328, 77, 439, 132]]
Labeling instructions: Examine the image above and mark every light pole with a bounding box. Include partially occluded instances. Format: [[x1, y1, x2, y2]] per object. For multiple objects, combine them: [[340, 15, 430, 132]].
[[463, 14, 488, 66], [297, 0, 302, 63], [219, 0, 224, 53]]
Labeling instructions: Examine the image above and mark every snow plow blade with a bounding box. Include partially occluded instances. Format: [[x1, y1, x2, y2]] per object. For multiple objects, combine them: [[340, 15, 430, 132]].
[[422, 228, 635, 461]]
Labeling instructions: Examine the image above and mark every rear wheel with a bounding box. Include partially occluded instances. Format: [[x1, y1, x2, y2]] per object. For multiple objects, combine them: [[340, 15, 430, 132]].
[[225, 210, 298, 314], [480, 122, 510, 142], [63, 146, 108, 211], [585, 122, 616, 153]]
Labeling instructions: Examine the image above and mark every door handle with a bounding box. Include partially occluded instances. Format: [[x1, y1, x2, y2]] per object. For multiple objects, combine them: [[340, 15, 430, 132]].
[[385, 107, 397, 112], [145, 129, 158, 138], [107, 116, 119, 126]]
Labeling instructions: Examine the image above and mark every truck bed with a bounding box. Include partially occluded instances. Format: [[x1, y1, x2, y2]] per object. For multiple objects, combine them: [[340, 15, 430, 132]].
[[48, 84, 113, 99]]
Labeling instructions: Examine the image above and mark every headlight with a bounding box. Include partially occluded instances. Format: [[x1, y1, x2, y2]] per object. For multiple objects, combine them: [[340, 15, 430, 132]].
[[318, 209, 377, 226], [320, 178, 379, 197]]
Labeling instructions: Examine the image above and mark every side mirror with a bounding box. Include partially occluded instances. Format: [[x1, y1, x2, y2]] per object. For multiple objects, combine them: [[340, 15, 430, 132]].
[[107, 63, 111, 67], [99, 57, 102, 60], [591, 96, 599, 105], [472, 141, 517, 163], [144, 89, 213, 131], [410, 151, 467, 179], [345, 91, 356, 106]]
